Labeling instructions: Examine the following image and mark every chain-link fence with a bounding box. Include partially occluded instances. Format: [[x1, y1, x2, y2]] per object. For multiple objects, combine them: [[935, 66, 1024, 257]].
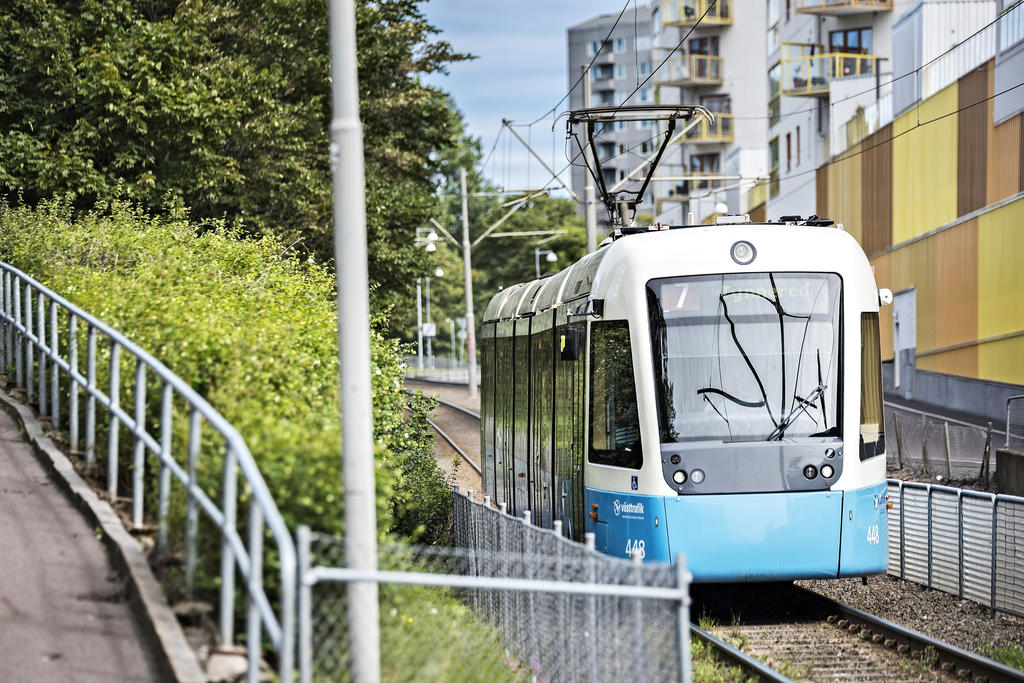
[[885, 403, 997, 482], [1007, 395, 1024, 453], [886, 479, 1024, 619], [298, 492, 691, 682]]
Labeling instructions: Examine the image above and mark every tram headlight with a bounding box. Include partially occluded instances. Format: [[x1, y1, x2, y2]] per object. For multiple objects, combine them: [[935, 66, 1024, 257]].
[[803, 465, 818, 480], [821, 464, 834, 479], [672, 470, 687, 485], [730, 240, 756, 265]]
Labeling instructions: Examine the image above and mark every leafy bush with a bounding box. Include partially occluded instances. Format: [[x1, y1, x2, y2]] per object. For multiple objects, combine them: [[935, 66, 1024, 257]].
[[0, 197, 452, 564]]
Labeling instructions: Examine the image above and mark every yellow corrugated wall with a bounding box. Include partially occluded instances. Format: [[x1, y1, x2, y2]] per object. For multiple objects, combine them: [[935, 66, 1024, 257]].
[[827, 144, 863, 243], [977, 196, 1024, 384], [892, 84, 959, 243]]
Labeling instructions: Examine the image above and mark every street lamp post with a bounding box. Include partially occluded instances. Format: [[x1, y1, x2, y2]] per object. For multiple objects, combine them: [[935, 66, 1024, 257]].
[[446, 318, 455, 380], [416, 278, 423, 371], [425, 267, 443, 370], [535, 248, 558, 279]]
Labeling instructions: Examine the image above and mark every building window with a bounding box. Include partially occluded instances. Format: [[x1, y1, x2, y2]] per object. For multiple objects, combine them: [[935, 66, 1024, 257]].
[[616, 120, 629, 131], [640, 88, 652, 103], [615, 63, 626, 79], [1000, 2, 1024, 52], [639, 61, 651, 75], [786, 132, 792, 171], [768, 63, 781, 123], [785, 0, 790, 22], [689, 36, 719, 56], [830, 28, 872, 54], [769, 137, 780, 198], [796, 126, 801, 166], [641, 141, 653, 154], [690, 153, 720, 189], [701, 95, 731, 113], [639, 120, 651, 129], [589, 321, 642, 469], [614, 37, 626, 53]]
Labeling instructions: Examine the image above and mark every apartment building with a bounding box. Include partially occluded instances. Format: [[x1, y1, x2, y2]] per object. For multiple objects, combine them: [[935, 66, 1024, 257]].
[[567, 4, 656, 220], [813, 0, 1022, 420], [649, 0, 769, 223]]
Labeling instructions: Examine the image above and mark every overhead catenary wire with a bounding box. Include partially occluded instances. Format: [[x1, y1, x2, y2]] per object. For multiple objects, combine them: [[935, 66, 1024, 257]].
[[516, 0, 633, 128]]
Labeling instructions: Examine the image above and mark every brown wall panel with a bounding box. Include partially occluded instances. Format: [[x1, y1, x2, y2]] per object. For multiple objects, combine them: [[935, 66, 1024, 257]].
[[988, 113, 1022, 204], [934, 218, 978, 351], [958, 62, 991, 216], [749, 201, 766, 223], [816, 164, 828, 219], [861, 123, 893, 255]]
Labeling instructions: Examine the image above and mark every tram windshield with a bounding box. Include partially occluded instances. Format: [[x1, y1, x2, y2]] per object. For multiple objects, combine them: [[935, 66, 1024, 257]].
[[647, 272, 842, 443]]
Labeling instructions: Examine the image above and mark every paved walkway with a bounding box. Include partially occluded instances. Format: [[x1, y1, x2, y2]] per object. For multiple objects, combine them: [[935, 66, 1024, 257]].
[[0, 408, 164, 682]]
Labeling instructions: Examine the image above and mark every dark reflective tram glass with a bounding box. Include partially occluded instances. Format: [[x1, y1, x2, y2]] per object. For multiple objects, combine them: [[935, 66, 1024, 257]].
[[646, 272, 842, 443], [588, 321, 642, 468]]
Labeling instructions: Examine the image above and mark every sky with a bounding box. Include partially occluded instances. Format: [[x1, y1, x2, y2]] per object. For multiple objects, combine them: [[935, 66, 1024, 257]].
[[421, 0, 633, 194]]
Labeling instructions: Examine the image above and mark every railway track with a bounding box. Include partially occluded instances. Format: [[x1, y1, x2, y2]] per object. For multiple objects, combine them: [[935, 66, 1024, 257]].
[[405, 376, 1022, 682], [405, 378, 483, 489], [693, 583, 1024, 682]]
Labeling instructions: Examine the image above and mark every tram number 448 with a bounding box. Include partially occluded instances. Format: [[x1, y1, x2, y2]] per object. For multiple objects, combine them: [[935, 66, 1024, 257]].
[[866, 525, 880, 544], [625, 538, 646, 559]]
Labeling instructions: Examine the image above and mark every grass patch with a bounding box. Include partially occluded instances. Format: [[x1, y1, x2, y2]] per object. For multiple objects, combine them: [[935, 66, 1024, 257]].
[[980, 643, 1024, 670]]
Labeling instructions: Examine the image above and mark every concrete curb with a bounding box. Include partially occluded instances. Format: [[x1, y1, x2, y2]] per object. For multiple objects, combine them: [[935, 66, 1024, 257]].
[[0, 388, 207, 683]]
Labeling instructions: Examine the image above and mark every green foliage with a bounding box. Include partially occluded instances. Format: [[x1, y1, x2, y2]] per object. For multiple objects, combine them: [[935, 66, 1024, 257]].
[[980, 642, 1024, 670], [0, 198, 452, 560], [0, 0, 470, 302]]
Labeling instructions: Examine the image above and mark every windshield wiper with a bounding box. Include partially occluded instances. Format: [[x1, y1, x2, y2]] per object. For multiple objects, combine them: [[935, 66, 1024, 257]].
[[767, 384, 826, 441]]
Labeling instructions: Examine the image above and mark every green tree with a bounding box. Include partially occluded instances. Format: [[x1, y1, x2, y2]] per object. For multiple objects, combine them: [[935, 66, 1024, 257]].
[[0, 0, 469, 304]]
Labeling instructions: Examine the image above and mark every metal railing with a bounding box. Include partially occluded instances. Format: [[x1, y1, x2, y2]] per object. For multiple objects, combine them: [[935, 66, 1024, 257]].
[[887, 479, 1024, 619], [795, 0, 892, 14], [298, 491, 692, 682], [659, 0, 731, 26], [781, 51, 879, 97], [1007, 395, 1024, 452], [684, 113, 734, 143], [658, 53, 723, 87], [0, 262, 295, 681]]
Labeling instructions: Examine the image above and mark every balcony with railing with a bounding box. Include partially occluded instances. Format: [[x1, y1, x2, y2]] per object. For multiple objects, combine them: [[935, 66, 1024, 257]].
[[659, 0, 731, 27], [781, 48, 879, 97], [795, 0, 891, 16], [684, 113, 734, 144], [658, 53, 723, 87]]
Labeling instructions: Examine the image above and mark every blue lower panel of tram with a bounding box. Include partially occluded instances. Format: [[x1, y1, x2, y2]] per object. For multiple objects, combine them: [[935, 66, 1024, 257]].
[[584, 481, 888, 581]]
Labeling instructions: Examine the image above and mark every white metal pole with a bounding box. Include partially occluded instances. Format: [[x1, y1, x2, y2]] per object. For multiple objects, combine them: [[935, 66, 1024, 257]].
[[582, 65, 598, 254], [328, 2, 380, 681], [460, 168, 477, 398], [425, 277, 433, 369], [416, 278, 423, 371]]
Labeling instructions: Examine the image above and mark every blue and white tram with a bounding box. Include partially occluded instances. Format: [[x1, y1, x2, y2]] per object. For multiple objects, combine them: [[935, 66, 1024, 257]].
[[478, 217, 890, 581]]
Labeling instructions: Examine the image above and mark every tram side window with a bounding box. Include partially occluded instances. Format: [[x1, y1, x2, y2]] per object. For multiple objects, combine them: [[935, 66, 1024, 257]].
[[860, 312, 885, 460], [589, 321, 642, 469]]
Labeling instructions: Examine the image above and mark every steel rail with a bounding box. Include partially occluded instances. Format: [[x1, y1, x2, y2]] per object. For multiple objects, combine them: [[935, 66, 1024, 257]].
[[796, 586, 1024, 682], [426, 417, 481, 475], [689, 624, 794, 682]]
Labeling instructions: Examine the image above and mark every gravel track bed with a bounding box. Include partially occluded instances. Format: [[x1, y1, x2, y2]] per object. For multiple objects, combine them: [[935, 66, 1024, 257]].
[[798, 574, 1024, 664], [405, 380, 482, 495]]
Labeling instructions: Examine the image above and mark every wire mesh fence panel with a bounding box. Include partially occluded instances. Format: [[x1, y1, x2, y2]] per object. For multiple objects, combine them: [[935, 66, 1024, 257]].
[[994, 497, 1024, 618], [1008, 397, 1024, 452], [302, 499, 689, 683], [930, 489, 960, 595], [962, 494, 995, 606], [886, 406, 992, 480]]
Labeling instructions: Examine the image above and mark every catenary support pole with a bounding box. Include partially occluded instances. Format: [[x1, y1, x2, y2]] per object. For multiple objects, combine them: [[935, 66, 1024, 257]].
[[461, 168, 477, 398], [416, 278, 423, 371], [582, 65, 597, 254], [329, 1, 380, 681]]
